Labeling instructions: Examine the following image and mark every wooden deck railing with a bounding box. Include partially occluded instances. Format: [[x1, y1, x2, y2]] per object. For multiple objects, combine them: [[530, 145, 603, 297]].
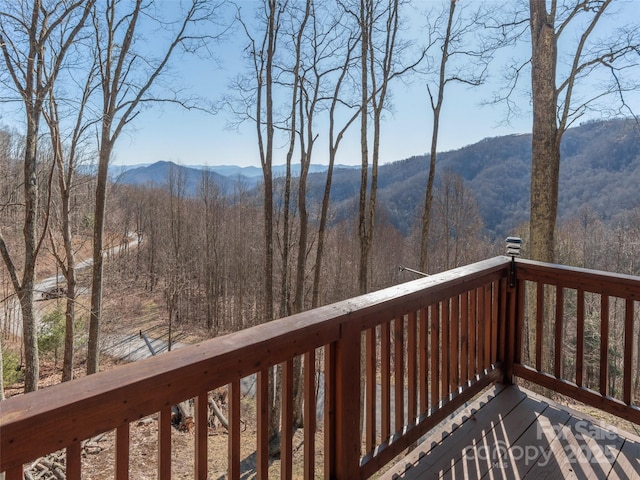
[[1, 256, 638, 479], [511, 259, 640, 425]]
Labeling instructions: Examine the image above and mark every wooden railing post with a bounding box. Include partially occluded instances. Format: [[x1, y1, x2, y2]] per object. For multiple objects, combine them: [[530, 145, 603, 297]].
[[333, 321, 361, 479], [502, 265, 519, 385]]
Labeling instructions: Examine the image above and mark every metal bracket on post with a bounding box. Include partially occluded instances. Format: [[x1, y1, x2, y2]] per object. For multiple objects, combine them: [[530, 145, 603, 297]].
[[506, 237, 522, 288]]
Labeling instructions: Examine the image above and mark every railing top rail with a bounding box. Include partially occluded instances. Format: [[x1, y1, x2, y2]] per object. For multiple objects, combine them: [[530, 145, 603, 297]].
[[1, 256, 511, 472], [515, 258, 640, 299]]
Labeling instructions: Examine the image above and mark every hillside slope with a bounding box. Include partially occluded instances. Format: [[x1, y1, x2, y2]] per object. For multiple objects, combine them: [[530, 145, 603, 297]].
[[117, 118, 640, 238]]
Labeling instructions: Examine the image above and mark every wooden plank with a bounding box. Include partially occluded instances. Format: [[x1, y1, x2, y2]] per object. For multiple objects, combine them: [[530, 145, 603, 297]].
[[504, 279, 517, 383], [554, 286, 564, 379], [158, 407, 171, 480], [365, 327, 377, 452], [608, 438, 640, 479], [576, 289, 585, 387], [439, 393, 550, 479], [469, 289, 477, 376], [490, 403, 571, 478], [228, 382, 240, 480], [115, 424, 129, 480], [386, 386, 531, 480], [514, 364, 640, 425], [476, 288, 484, 374], [303, 351, 316, 480], [623, 298, 634, 405], [514, 278, 525, 365], [441, 300, 450, 402], [281, 360, 294, 480], [195, 392, 209, 480], [484, 284, 492, 370], [536, 281, 544, 372], [524, 413, 623, 479], [600, 295, 609, 396], [407, 311, 418, 422], [395, 316, 405, 432], [381, 321, 391, 440], [66, 441, 82, 480], [360, 367, 503, 478], [450, 296, 459, 393], [334, 322, 362, 479], [324, 343, 336, 479], [257, 369, 269, 478], [460, 291, 469, 384], [430, 303, 440, 409], [419, 307, 428, 413], [491, 281, 498, 364], [515, 260, 640, 299], [377, 384, 509, 480]]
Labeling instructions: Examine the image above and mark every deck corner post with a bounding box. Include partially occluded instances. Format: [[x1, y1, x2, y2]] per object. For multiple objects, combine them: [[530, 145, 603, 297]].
[[333, 321, 362, 479], [502, 273, 519, 385]]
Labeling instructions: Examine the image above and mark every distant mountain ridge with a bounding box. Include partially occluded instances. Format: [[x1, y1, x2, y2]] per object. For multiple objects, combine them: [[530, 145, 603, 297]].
[[116, 118, 640, 239]]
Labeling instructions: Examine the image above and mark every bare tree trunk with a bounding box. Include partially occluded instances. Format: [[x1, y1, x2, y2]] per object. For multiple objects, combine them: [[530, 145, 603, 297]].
[[420, 0, 456, 273], [88, 139, 113, 374], [529, 0, 558, 264], [357, 0, 371, 296]]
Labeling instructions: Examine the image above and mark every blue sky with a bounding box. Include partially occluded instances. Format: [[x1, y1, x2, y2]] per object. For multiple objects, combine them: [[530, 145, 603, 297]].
[[113, 1, 535, 167], [1, 1, 638, 169]]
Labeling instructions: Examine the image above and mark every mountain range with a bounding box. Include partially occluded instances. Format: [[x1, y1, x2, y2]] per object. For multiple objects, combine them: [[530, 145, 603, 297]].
[[115, 118, 640, 239]]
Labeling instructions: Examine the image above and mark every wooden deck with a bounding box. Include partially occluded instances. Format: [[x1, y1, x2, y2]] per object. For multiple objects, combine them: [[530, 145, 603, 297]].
[[381, 384, 640, 480]]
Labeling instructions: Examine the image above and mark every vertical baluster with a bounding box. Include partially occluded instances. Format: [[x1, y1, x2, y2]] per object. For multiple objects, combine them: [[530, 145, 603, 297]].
[[116, 424, 129, 480], [623, 298, 634, 405], [441, 300, 449, 402], [484, 285, 492, 370], [599, 296, 610, 396], [228, 382, 240, 480], [67, 441, 82, 480], [158, 407, 172, 480], [469, 289, 477, 376], [460, 291, 469, 384], [324, 343, 336, 479], [430, 303, 439, 409], [419, 307, 428, 413], [476, 288, 484, 373], [450, 296, 459, 393], [381, 321, 391, 440], [257, 369, 269, 478], [576, 289, 585, 387], [304, 350, 316, 480], [554, 287, 564, 379], [365, 327, 377, 452], [195, 392, 208, 480], [281, 360, 294, 480], [394, 316, 405, 431], [334, 322, 362, 479], [535, 282, 544, 372], [514, 277, 525, 367], [497, 278, 507, 366], [407, 311, 418, 421], [491, 282, 499, 365]]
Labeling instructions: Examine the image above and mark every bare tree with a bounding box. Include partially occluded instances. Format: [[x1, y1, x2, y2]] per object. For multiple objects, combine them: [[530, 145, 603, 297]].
[[87, 0, 220, 373], [43, 61, 95, 381], [0, 0, 94, 392], [418, 0, 492, 273], [527, 0, 639, 263]]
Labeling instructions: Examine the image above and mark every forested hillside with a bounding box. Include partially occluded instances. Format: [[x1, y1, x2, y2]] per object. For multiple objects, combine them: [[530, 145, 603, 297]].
[[118, 118, 640, 239]]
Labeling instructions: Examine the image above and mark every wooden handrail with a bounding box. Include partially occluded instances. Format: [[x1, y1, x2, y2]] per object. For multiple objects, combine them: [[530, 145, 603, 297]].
[[512, 258, 640, 425], [7, 257, 637, 478]]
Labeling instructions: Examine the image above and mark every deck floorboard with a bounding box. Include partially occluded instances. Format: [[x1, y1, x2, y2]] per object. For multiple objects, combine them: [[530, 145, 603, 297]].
[[380, 384, 640, 480]]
